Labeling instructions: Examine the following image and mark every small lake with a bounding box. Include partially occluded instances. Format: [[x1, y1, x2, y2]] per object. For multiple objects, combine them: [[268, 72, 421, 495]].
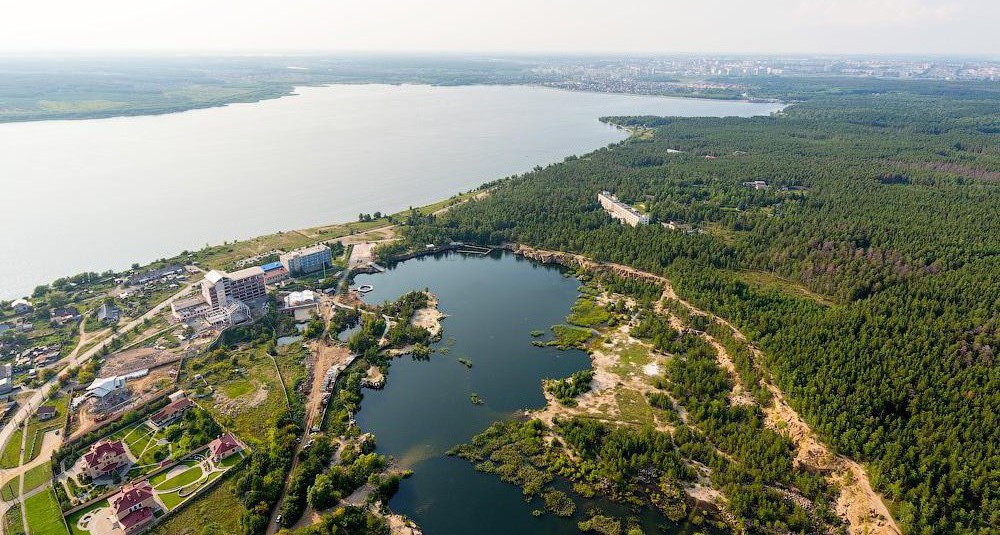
[[0, 84, 782, 298], [353, 252, 713, 535]]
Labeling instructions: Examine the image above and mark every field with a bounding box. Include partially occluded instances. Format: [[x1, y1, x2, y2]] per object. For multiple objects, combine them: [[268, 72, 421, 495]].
[[147, 477, 243, 535], [614, 388, 654, 426], [23, 486, 69, 535], [22, 462, 53, 492], [610, 343, 652, 377], [735, 270, 837, 307], [1, 427, 24, 468], [150, 461, 202, 490], [1, 475, 19, 500]]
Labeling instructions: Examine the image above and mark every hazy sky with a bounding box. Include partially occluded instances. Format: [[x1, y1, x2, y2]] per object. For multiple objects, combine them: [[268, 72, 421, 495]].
[[2, 0, 997, 56]]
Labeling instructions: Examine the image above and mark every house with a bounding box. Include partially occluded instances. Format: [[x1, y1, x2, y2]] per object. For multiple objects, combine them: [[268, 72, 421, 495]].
[[97, 303, 121, 324], [742, 180, 768, 190], [110, 480, 159, 535], [11, 299, 32, 315], [83, 440, 129, 479], [36, 405, 56, 421], [0, 363, 11, 380], [209, 433, 243, 463], [51, 307, 82, 325], [0, 378, 11, 395], [148, 397, 193, 428], [126, 264, 184, 287]]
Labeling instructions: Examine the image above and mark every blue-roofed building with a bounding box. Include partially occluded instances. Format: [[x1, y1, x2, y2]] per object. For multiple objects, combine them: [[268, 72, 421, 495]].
[[261, 261, 289, 285]]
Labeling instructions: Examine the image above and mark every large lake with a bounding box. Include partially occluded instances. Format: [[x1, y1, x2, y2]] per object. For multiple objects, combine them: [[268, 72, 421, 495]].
[[0, 85, 781, 298], [354, 252, 718, 535]]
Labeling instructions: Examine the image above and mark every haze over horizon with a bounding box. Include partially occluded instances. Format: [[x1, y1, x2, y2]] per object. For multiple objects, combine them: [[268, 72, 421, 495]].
[[1, 0, 998, 56]]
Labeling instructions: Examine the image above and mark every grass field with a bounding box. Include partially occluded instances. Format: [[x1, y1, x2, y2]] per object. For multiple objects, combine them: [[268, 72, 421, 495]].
[[24, 486, 69, 535], [1, 427, 24, 468], [615, 388, 654, 426], [22, 462, 52, 493], [220, 379, 253, 398], [151, 462, 202, 490], [147, 477, 242, 535], [611, 343, 652, 377], [1, 475, 20, 500]]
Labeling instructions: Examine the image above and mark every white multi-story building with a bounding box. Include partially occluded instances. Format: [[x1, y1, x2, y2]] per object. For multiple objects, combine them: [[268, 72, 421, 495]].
[[201, 267, 266, 309], [280, 244, 332, 276], [598, 191, 650, 227]]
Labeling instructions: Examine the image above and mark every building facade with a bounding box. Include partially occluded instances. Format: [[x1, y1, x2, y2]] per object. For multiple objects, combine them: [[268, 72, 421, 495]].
[[209, 433, 243, 463], [280, 244, 332, 276], [597, 191, 650, 227], [200, 267, 266, 310]]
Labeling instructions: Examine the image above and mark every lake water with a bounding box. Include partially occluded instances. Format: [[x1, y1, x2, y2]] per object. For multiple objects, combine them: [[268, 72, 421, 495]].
[[0, 84, 781, 298], [353, 252, 716, 535]]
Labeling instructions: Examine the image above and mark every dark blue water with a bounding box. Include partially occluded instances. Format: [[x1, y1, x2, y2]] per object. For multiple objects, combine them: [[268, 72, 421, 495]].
[[354, 252, 715, 535]]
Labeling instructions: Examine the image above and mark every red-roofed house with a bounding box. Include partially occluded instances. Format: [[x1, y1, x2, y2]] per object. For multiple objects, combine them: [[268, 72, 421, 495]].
[[209, 433, 243, 463], [83, 440, 129, 479], [111, 480, 158, 535], [148, 397, 193, 429]]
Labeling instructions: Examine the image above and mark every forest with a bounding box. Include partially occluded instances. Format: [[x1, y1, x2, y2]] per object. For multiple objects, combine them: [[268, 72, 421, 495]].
[[400, 78, 1000, 535]]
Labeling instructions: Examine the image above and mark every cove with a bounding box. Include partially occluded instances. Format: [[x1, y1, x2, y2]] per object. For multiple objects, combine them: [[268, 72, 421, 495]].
[[353, 252, 715, 535]]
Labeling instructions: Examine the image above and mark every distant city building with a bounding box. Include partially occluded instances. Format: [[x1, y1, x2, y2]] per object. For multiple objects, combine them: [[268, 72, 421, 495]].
[[261, 261, 289, 284], [83, 439, 129, 479], [110, 480, 159, 535], [597, 191, 650, 227], [201, 268, 266, 310], [280, 244, 332, 276], [10, 299, 32, 314], [97, 303, 121, 324]]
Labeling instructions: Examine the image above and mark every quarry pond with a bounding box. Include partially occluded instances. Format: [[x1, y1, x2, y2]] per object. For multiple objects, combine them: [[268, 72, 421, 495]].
[[353, 251, 716, 535]]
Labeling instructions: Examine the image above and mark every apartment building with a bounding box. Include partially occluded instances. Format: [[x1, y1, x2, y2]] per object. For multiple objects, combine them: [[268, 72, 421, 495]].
[[201, 267, 266, 309], [598, 191, 650, 227], [280, 244, 332, 276]]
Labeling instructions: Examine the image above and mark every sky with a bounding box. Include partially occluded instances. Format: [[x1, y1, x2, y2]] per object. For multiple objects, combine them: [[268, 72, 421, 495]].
[[1, 0, 997, 56]]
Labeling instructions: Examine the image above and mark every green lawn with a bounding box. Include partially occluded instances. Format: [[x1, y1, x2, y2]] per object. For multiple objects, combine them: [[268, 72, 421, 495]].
[[147, 477, 242, 535], [220, 379, 253, 398], [151, 463, 203, 491], [64, 499, 107, 535], [22, 462, 52, 493], [24, 486, 69, 535], [1, 428, 24, 468], [1, 475, 20, 500], [218, 452, 244, 468], [615, 388, 654, 426]]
